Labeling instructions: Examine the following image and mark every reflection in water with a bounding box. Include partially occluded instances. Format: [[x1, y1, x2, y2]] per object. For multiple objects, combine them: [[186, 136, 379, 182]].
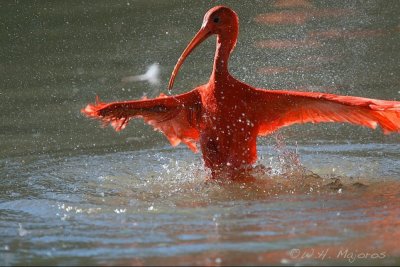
[[1, 144, 400, 265], [1, 0, 399, 266], [273, 0, 313, 9], [254, 8, 354, 25]]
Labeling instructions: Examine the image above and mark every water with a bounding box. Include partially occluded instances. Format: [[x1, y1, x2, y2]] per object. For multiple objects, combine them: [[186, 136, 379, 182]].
[[1, 0, 400, 265]]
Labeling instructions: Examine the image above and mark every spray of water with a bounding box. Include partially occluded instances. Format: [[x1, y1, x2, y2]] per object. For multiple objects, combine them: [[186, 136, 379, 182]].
[[121, 63, 161, 86]]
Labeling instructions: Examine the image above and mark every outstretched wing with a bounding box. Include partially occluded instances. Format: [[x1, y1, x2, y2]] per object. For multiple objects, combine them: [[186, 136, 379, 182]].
[[251, 89, 400, 136], [82, 90, 202, 152]]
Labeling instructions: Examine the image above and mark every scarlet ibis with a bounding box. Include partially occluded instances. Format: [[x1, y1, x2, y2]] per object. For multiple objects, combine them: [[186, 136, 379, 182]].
[[82, 6, 400, 180]]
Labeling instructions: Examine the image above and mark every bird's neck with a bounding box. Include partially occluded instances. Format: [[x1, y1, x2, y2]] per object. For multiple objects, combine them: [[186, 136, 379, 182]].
[[211, 33, 237, 81]]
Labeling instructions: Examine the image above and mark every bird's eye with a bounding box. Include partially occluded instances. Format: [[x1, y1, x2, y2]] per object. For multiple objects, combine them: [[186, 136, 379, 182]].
[[213, 17, 220, 23]]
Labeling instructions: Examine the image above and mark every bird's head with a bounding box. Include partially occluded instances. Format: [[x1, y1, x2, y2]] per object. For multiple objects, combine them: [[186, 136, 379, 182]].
[[168, 6, 239, 90], [201, 6, 239, 36]]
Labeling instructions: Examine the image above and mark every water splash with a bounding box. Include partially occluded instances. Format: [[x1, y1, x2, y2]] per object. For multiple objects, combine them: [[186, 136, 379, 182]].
[[121, 63, 161, 86]]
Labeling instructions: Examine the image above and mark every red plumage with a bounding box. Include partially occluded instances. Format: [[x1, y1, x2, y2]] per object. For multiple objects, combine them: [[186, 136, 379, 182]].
[[82, 6, 400, 180]]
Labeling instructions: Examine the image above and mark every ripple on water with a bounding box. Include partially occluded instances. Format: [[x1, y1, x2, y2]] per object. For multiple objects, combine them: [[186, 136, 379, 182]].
[[0, 144, 399, 265]]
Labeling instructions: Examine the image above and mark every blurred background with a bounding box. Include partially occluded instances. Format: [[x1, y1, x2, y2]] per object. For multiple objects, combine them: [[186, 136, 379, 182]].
[[1, 1, 400, 265], [1, 0, 399, 159]]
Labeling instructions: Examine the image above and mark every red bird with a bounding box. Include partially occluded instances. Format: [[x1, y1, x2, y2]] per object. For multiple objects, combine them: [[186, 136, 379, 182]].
[[82, 6, 400, 180]]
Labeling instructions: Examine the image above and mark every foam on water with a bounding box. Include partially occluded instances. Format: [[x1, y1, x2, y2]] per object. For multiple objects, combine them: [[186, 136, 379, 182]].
[[1, 142, 399, 265]]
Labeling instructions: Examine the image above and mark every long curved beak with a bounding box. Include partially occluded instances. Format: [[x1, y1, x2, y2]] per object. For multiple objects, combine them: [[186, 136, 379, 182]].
[[168, 26, 212, 90]]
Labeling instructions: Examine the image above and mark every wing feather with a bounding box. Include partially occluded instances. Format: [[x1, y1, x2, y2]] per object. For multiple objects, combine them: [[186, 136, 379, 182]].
[[82, 90, 202, 152], [252, 89, 400, 136]]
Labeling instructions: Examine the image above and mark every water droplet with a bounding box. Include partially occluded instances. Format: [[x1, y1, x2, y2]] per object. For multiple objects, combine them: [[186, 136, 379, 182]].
[[18, 223, 29, 237], [114, 208, 126, 214], [281, 259, 290, 264]]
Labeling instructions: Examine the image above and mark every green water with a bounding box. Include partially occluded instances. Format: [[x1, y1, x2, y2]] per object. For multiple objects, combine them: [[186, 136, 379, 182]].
[[1, 1, 399, 265]]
